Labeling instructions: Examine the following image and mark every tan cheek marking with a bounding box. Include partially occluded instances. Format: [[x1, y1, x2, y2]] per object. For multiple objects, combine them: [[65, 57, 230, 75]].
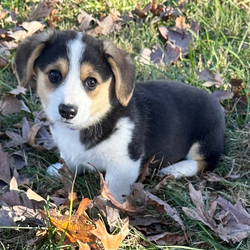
[[36, 69, 55, 105], [88, 77, 113, 118]]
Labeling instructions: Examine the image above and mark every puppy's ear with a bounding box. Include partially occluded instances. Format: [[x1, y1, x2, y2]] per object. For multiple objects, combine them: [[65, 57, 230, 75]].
[[14, 30, 54, 87], [103, 41, 135, 106]]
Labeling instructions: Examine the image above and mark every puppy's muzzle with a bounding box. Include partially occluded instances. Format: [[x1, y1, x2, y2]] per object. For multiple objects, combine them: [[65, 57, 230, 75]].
[[58, 104, 78, 120]]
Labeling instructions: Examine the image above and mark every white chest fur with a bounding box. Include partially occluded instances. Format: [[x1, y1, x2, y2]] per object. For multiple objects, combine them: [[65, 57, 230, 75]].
[[50, 117, 141, 202]]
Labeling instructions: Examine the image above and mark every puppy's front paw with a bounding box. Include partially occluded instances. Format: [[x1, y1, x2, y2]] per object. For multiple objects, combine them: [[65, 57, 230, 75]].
[[47, 162, 62, 177]]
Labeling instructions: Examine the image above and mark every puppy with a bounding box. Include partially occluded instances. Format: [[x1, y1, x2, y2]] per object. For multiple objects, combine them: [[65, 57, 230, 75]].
[[15, 30, 225, 202]]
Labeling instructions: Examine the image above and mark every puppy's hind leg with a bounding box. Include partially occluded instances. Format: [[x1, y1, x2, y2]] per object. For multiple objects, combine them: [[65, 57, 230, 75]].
[[159, 141, 223, 179]]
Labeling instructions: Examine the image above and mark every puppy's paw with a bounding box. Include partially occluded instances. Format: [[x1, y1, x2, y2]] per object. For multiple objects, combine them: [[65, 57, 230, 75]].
[[158, 166, 182, 179], [159, 160, 198, 179], [47, 162, 62, 177]]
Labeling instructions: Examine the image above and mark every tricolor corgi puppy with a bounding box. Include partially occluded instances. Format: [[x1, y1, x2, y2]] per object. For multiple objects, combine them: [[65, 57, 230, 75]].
[[15, 30, 225, 202]]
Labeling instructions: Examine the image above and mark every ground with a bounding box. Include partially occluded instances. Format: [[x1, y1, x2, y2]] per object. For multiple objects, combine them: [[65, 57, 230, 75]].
[[0, 0, 250, 249]]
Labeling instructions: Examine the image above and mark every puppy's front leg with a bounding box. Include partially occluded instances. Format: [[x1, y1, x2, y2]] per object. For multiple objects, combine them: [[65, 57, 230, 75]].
[[105, 160, 141, 203]]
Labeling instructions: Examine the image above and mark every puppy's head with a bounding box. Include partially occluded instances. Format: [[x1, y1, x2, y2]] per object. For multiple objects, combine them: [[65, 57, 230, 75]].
[[15, 30, 135, 129]]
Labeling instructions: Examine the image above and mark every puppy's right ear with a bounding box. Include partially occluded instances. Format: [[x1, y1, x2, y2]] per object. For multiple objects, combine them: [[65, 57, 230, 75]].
[[14, 30, 54, 87]]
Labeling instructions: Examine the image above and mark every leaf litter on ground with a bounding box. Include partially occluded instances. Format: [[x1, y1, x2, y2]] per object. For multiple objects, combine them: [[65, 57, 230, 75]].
[[183, 183, 250, 243]]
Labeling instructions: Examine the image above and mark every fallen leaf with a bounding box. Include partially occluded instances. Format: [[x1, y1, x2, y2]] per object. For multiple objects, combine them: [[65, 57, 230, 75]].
[[137, 154, 159, 183], [145, 190, 186, 232], [0, 190, 21, 206], [98, 169, 147, 215], [182, 183, 218, 231], [87, 14, 121, 37], [0, 93, 30, 115], [94, 196, 122, 232], [0, 144, 11, 183], [26, 230, 47, 246], [78, 10, 96, 31], [28, 0, 55, 21], [9, 176, 18, 191], [159, 20, 199, 56], [27, 188, 46, 203], [152, 174, 175, 192], [215, 197, 250, 243], [91, 217, 129, 250], [10, 151, 26, 170], [77, 240, 91, 250], [9, 86, 27, 95], [196, 68, 224, 88], [183, 184, 250, 243], [40, 198, 98, 244], [146, 232, 187, 245], [0, 46, 11, 68], [0, 207, 16, 231], [211, 90, 234, 101]]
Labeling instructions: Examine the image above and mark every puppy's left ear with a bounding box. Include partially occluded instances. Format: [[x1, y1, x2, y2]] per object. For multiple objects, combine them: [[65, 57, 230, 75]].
[[103, 41, 135, 106]]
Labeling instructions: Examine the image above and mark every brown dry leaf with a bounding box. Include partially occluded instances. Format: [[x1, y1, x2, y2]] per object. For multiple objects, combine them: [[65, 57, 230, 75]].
[[77, 240, 91, 250], [145, 190, 186, 233], [0, 46, 11, 68], [215, 197, 250, 243], [94, 196, 122, 232], [183, 183, 250, 243], [4, 117, 30, 148], [9, 176, 18, 191], [230, 78, 244, 96], [137, 154, 159, 183], [159, 20, 199, 56], [27, 188, 47, 203], [11, 151, 26, 170], [211, 90, 234, 101], [0, 143, 11, 183], [196, 68, 224, 88], [4, 117, 53, 150], [87, 14, 121, 37], [0, 190, 21, 206], [146, 232, 187, 246], [153, 174, 175, 192], [21, 21, 45, 36], [9, 86, 27, 95], [182, 183, 218, 231], [0, 93, 30, 115], [26, 230, 47, 246], [0, 10, 7, 20], [49, 9, 62, 28], [0, 206, 16, 230], [91, 217, 129, 250], [78, 10, 96, 31], [40, 198, 98, 244], [98, 169, 147, 215], [28, 0, 55, 21]]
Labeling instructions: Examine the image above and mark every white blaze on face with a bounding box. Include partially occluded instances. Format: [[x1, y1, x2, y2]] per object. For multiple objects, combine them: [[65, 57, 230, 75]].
[[46, 33, 92, 128]]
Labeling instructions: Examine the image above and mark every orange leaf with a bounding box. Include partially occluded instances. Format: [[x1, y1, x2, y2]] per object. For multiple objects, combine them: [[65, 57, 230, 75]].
[[77, 240, 91, 250], [91, 218, 129, 250], [40, 198, 97, 244]]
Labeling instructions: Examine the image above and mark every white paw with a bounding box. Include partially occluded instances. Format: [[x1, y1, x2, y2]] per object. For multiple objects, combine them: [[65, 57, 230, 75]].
[[47, 162, 62, 177], [159, 160, 198, 179], [159, 166, 182, 179]]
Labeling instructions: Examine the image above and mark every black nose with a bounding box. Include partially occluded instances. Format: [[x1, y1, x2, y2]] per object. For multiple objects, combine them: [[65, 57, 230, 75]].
[[58, 104, 78, 120]]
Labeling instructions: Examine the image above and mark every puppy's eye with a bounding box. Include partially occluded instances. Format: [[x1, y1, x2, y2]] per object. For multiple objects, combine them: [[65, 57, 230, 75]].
[[86, 77, 97, 90], [48, 70, 62, 83]]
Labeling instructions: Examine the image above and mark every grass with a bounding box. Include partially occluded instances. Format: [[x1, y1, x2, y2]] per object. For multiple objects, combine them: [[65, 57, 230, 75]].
[[1, 0, 250, 249]]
